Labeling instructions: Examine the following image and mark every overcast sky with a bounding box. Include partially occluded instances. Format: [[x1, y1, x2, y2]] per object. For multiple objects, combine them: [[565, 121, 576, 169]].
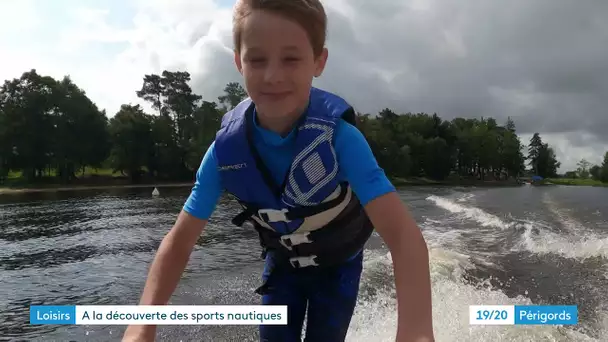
[[1, 0, 607, 172]]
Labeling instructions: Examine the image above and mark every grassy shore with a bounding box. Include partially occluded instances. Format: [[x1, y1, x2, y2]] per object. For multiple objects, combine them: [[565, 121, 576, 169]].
[[1, 171, 525, 195], [0, 182, 194, 195], [3, 173, 606, 196], [0, 168, 194, 195], [16, 168, 607, 196], [389, 176, 522, 187], [0, 179, 518, 195], [545, 178, 608, 187]]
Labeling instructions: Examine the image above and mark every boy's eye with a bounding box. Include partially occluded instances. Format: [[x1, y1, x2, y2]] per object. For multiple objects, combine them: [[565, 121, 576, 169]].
[[245, 57, 300, 66]]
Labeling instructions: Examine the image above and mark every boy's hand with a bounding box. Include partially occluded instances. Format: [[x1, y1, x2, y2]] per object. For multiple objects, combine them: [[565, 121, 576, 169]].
[[363, 191, 435, 342], [122, 325, 156, 342], [122, 210, 207, 342], [396, 332, 435, 342]]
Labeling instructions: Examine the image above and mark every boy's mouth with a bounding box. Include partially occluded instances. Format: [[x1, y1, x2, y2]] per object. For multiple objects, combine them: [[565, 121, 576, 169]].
[[261, 91, 291, 100]]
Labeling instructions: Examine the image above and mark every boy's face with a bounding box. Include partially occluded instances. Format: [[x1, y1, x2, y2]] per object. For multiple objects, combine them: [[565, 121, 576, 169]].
[[235, 10, 328, 119]]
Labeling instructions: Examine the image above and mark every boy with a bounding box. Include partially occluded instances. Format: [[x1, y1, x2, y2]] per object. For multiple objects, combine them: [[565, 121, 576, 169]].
[[123, 0, 434, 341]]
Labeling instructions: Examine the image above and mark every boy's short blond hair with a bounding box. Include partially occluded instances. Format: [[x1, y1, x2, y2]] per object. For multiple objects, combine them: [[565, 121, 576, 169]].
[[232, 0, 328, 58]]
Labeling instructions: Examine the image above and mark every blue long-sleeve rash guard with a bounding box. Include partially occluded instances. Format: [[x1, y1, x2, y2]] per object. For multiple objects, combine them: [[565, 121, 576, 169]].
[[183, 112, 395, 220]]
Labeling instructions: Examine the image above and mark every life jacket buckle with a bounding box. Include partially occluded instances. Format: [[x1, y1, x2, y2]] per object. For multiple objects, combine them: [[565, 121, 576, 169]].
[[279, 232, 312, 250], [258, 208, 291, 223], [289, 255, 318, 268]]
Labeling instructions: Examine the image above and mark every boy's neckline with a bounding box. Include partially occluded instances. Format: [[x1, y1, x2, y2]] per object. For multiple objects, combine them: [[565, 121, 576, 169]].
[[251, 99, 311, 146], [252, 108, 298, 146]]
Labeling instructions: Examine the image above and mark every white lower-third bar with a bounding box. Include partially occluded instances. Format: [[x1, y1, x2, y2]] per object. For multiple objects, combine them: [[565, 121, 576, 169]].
[[74, 305, 287, 325], [469, 305, 515, 325]]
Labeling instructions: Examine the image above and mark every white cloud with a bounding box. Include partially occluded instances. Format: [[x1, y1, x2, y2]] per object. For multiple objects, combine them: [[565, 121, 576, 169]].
[[57, 8, 131, 53], [520, 132, 608, 171], [0, 0, 41, 33], [1, 0, 607, 172]]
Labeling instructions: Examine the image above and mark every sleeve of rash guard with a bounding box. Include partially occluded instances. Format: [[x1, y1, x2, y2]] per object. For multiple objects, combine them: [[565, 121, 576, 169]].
[[335, 119, 396, 206], [182, 141, 222, 220]]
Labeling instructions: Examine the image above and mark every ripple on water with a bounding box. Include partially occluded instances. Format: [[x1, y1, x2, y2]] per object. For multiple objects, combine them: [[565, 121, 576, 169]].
[[1, 186, 607, 341]]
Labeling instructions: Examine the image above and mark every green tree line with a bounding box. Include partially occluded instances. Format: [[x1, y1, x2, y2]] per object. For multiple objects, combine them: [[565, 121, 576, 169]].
[[562, 156, 608, 183], [1, 68, 607, 186]]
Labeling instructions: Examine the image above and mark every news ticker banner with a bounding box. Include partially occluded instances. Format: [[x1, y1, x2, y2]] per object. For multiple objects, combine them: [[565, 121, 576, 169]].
[[469, 305, 578, 325], [30, 305, 287, 325], [30, 304, 577, 326]]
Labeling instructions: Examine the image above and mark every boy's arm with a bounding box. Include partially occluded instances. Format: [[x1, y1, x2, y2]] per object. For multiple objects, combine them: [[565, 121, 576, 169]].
[[335, 120, 434, 342], [364, 193, 434, 342], [123, 143, 222, 341], [123, 211, 208, 341], [136, 211, 208, 306]]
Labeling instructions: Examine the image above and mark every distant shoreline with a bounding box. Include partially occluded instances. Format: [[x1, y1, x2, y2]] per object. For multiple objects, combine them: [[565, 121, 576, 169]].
[[0, 177, 520, 195], [2, 176, 605, 196], [544, 178, 608, 187], [389, 177, 523, 187], [0, 182, 194, 195]]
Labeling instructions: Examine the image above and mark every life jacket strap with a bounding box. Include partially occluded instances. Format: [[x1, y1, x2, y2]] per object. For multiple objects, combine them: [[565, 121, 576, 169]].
[[284, 219, 372, 269], [258, 208, 291, 223], [252, 196, 373, 266], [230, 182, 350, 227], [253, 221, 371, 295], [279, 231, 312, 249], [288, 255, 318, 268]]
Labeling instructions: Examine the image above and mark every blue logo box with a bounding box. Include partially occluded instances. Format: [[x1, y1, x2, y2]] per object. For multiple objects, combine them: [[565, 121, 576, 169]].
[[30, 305, 76, 325], [514, 305, 577, 325]]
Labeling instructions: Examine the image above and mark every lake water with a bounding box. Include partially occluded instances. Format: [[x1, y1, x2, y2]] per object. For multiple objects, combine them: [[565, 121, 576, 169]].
[[1, 185, 607, 341]]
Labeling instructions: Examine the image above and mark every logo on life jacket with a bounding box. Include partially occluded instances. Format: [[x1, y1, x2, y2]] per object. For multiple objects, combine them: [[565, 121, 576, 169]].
[[218, 162, 248, 171]]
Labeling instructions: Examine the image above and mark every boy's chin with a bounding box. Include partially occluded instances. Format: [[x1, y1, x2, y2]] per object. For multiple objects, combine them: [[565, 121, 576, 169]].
[[256, 102, 300, 118]]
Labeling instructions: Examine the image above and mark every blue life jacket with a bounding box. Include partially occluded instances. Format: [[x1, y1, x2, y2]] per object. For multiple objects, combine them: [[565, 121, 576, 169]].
[[215, 87, 374, 271]]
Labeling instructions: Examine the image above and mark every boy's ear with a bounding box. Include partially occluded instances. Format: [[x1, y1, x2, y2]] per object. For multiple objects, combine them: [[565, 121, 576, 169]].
[[234, 51, 243, 74], [314, 47, 329, 78]]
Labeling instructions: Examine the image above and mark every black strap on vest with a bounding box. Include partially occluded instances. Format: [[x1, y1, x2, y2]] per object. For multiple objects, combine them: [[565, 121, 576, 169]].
[[231, 182, 350, 227], [254, 198, 373, 265], [243, 104, 309, 199], [251, 196, 374, 295]]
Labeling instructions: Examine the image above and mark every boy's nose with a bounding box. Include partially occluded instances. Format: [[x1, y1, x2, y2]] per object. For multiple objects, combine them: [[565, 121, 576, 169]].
[[263, 62, 285, 84]]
